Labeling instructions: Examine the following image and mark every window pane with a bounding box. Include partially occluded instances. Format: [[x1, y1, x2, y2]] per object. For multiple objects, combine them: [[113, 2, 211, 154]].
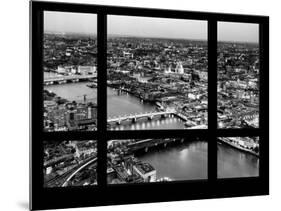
[[43, 11, 97, 131], [107, 15, 208, 130], [217, 137, 259, 178], [43, 140, 97, 187], [107, 138, 207, 184], [217, 22, 259, 129]]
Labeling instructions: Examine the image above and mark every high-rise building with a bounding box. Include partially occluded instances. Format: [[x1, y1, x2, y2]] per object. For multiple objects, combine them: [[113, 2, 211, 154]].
[[175, 62, 184, 74], [78, 66, 96, 74], [87, 104, 97, 120], [164, 65, 172, 74]]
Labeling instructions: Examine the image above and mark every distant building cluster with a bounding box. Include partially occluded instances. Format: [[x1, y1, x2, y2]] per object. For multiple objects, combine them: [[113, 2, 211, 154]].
[[43, 33, 97, 71], [56, 65, 97, 75], [43, 34, 98, 131], [107, 139, 157, 184], [44, 90, 97, 131], [217, 42, 259, 128], [107, 37, 208, 128]]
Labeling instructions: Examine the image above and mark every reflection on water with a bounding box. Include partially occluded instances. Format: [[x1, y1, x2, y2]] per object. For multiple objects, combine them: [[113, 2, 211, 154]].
[[217, 143, 259, 178], [45, 84, 186, 129], [45, 82, 97, 103], [109, 117, 186, 130], [45, 84, 186, 130], [107, 88, 186, 130], [107, 87, 156, 116], [137, 141, 208, 181]]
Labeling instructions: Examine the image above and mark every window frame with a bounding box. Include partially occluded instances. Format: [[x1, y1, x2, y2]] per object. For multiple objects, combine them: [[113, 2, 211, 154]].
[[30, 1, 269, 210]]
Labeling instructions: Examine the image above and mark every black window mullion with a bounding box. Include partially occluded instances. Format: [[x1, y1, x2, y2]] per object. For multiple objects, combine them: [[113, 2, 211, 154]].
[[97, 12, 107, 187], [208, 19, 218, 181], [32, 7, 44, 197], [259, 20, 269, 183]]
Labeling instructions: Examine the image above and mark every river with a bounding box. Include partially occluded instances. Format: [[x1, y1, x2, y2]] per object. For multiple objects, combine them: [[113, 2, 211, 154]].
[[45, 82, 186, 130], [45, 82, 259, 180], [46, 82, 97, 103], [136, 141, 208, 181], [217, 143, 259, 178], [135, 141, 259, 181], [107, 88, 186, 130]]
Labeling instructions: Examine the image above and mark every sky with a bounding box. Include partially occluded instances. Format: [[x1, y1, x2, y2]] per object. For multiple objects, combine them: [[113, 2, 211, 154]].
[[108, 15, 207, 40], [44, 11, 207, 40], [44, 12, 258, 43], [218, 22, 259, 43], [44, 11, 97, 34]]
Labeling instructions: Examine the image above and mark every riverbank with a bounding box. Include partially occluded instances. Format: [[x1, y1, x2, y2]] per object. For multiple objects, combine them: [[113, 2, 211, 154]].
[[45, 82, 97, 103], [217, 138, 259, 157]]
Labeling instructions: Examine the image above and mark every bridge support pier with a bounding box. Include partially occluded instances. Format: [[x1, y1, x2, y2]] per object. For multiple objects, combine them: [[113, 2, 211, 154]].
[[144, 147, 148, 153]]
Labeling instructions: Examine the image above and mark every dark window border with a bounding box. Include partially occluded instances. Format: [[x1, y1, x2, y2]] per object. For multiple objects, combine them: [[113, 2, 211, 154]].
[[30, 1, 269, 210]]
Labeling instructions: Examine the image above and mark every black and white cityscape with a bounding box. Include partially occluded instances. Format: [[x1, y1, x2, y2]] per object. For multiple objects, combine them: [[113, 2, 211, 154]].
[[216, 22, 260, 178], [107, 15, 208, 130], [41, 12, 260, 184], [43, 140, 97, 187], [217, 137, 259, 178], [217, 22, 259, 129], [107, 138, 207, 183], [43, 12, 98, 132]]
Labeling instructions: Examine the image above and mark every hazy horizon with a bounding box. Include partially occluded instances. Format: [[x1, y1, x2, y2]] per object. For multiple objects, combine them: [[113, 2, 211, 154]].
[[44, 31, 258, 44], [44, 11, 259, 43], [218, 22, 259, 43], [108, 15, 208, 40]]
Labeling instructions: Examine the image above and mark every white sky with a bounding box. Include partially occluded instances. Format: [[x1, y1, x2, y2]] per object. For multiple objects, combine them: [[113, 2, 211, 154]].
[[108, 15, 207, 40], [218, 22, 259, 43], [44, 11, 97, 34], [44, 12, 258, 43]]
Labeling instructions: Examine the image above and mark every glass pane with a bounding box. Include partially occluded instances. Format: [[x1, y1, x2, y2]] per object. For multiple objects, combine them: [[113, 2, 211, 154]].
[[217, 137, 259, 178], [107, 15, 208, 130], [107, 138, 207, 184], [217, 22, 259, 128], [43, 11, 97, 131], [43, 140, 97, 187]]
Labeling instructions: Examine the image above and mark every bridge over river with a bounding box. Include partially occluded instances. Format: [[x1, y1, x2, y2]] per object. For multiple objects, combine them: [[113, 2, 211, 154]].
[[107, 109, 187, 125], [127, 138, 186, 153], [44, 74, 97, 85]]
